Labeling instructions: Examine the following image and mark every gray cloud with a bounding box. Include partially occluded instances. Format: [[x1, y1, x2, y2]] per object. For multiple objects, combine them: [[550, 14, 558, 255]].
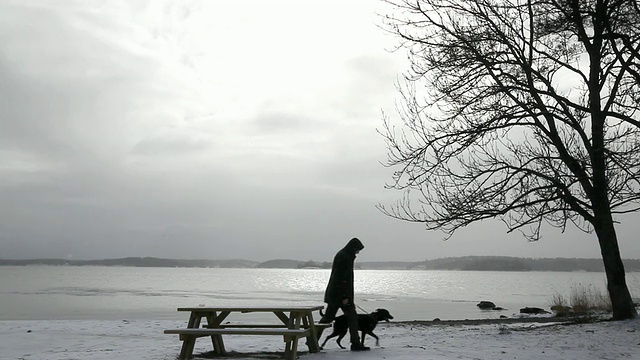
[[1, 0, 638, 263]]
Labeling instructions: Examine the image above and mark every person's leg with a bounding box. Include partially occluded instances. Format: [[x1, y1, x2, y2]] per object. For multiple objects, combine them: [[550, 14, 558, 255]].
[[342, 303, 368, 350]]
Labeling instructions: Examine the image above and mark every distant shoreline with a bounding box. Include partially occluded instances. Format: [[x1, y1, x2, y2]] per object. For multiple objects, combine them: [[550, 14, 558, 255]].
[[397, 316, 576, 327], [1, 256, 639, 272]]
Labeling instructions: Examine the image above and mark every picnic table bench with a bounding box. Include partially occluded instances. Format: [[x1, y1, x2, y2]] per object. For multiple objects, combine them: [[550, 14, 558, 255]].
[[164, 305, 331, 360]]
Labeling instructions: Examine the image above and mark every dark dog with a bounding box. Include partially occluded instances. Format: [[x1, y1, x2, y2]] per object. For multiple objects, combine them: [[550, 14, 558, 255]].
[[320, 308, 394, 349]]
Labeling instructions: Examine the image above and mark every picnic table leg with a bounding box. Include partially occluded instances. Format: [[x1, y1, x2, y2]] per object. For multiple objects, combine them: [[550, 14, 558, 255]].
[[206, 311, 230, 355], [302, 312, 320, 352], [275, 311, 302, 360], [290, 311, 304, 359], [284, 334, 299, 360], [179, 312, 202, 359]]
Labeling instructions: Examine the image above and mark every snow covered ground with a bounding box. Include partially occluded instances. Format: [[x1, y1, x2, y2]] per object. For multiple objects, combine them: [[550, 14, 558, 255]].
[[1, 317, 639, 360]]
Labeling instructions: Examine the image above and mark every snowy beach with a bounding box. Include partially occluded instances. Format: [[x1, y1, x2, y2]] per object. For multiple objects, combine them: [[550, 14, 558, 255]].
[[3, 267, 638, 359], [2, 317, 639, 360]]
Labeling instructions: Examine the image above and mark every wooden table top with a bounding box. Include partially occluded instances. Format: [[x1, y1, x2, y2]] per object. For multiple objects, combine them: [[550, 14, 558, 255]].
[[177, 305, 325, 312]]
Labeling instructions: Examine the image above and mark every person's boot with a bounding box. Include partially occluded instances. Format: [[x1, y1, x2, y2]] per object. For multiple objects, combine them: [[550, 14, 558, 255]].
[[350, 344, 370, 351]]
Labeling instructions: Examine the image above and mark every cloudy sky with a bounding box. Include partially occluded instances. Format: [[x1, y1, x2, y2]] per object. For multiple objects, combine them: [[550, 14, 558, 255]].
[[1, 0, 639, 262]]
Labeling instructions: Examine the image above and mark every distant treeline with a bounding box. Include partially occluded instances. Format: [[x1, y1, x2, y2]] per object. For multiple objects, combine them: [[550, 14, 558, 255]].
[[400, 256, 640, 272], [0, 257, 258, 268], [1, 256, 639, 272], [257, 259, 359, 269]]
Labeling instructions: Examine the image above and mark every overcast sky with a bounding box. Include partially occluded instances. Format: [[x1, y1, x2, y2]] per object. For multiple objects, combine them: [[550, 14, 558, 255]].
[[1, 0, 639, 262]]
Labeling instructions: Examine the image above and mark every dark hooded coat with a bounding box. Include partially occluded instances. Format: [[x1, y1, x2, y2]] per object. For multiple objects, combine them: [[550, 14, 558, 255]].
[[324, 238, 364, 304]]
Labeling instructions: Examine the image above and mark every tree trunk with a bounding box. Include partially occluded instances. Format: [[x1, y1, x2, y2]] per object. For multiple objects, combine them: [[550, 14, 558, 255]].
[[588, 8, 636, 319], [594, 217, 637, 320]]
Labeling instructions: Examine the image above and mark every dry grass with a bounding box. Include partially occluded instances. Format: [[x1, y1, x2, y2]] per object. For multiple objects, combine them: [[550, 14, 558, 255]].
[[549, 283, 611, 315], [549, 292, 568, 310]]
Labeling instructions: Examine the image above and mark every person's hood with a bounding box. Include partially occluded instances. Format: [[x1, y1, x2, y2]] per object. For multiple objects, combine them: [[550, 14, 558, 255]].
[[342, 237, 364, 254]]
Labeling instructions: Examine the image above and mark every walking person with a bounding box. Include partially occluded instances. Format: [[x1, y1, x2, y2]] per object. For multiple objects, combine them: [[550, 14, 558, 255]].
[[319, 237, 369, 351]]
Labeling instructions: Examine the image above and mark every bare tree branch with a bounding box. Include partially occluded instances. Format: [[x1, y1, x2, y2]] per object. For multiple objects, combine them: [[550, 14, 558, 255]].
[[379, 0, 639, 320]]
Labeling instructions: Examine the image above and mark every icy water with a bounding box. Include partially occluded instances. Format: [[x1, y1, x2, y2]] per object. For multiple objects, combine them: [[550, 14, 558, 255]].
[[1, 266, 638, 321]]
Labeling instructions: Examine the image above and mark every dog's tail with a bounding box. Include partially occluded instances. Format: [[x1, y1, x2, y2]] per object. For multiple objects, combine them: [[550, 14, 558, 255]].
[[318, 309, 333, 324], [316, 309, 330, 342]]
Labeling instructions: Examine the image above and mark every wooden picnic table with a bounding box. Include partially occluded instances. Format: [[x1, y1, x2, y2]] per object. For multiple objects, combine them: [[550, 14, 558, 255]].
[[164, 305, 329, 360]]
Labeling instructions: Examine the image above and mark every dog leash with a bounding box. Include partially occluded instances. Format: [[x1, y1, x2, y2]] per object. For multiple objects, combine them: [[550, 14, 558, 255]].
[[354, 303, 369, 314]]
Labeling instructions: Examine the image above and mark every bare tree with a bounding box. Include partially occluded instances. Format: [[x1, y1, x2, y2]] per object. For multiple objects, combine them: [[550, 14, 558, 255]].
[[379, 0, 639, 319]]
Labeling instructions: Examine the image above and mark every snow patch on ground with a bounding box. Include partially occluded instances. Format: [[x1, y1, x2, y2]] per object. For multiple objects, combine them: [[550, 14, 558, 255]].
[[1, 318, 639, 360]]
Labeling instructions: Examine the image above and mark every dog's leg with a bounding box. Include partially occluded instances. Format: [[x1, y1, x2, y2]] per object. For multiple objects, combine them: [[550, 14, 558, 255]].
[[368, 331, 379, 346], [336, 333, 347, 349], [321, 331, 339, 349]]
